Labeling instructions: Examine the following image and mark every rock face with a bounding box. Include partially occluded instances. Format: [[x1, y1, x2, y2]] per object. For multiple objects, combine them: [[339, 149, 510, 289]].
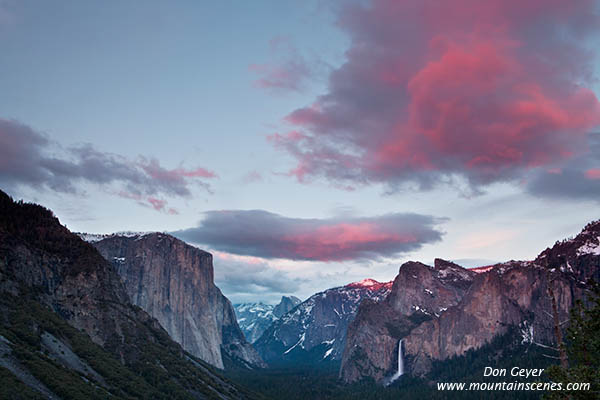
[[0, 193, 136, 353], [90, 232, 264, 369], [235, 296, 302, 343], [534, 220, 600, 284], [254, 279, 392, 366], [273, 295, 302, 318], [340, 222, 600, 384], [0, 190, 253, 399]]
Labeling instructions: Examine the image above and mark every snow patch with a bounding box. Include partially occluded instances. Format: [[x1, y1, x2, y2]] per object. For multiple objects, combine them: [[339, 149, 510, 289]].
[[77, 231, 153, 243], [520, 321, 534, 344], [283, 333, 305, 354], [470, 265, 494, 274], [576, 237, 600, 256]]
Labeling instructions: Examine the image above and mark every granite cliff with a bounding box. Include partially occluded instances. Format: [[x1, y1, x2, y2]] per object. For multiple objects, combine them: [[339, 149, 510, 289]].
[[90, 232, 265, 369], [273, 295, 302, 318], [340, 221, 600, 383]]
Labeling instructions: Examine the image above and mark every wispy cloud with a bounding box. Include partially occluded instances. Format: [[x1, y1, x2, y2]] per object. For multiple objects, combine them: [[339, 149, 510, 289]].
[[250, 36, 320, 93], [241, 170, 263, 184], [0, 118, 216, 212]]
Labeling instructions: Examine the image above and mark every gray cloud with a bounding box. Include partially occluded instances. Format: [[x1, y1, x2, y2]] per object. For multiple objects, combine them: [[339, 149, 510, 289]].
[[211, 253, 306, 304], [174, 210, 446, 262], [0, 118, 216, 211], [526, 133, 600, 201]]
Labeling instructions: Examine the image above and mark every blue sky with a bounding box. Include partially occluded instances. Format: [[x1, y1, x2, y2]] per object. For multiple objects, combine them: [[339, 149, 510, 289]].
[[1, 0, 599, 303]]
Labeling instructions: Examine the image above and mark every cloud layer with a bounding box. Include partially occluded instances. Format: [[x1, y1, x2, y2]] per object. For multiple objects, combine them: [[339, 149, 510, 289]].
[[0, 118, 216, 211], [211, 251, 306, 303], [526, 133, 600, 201], [270, 0, 600, 193], [175, 210, 445, 261]]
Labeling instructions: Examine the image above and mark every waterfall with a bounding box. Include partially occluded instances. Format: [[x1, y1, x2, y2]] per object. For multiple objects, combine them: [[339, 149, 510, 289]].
[[385, 339, 404, 386]]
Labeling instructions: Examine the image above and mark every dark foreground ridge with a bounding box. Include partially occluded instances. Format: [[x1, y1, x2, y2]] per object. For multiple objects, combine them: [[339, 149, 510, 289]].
[[0, 190, 261, 399]]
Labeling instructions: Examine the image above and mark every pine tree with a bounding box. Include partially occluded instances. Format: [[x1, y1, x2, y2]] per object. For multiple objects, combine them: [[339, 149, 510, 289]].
[[546, 281, 600, 399]]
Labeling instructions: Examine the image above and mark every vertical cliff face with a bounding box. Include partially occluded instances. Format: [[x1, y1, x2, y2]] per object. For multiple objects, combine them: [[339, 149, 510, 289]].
[[91, 233, 264, 369], [385, 260, 475, 316], [340, 261, 475, 382], [340, 222, 599, 384], [273, 296, 302, 318]]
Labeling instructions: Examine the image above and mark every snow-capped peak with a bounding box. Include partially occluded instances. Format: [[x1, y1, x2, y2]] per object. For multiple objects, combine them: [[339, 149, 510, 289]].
[[469, 265, 495, 274], [353, 278, 379, 287], [77, 231, 152, 243], [345, 278, 393, 290]]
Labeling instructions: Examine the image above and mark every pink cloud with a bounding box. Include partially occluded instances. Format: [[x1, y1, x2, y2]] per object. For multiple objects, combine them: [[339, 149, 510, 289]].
[[270, 0, 600, 191], [116, 190, 142, 201], [281, 222, 417, 261], [147, 196, 167, 211], [250, 62, 311, 92], [138, 158, 216, 195], [117, 191, 179, 215], [585, 168, 600, 180], [175, 167, 216, 178], [175, 210, 445, 262], [145, 197, 181, 215], [213, 250, 266, 266], [250, 36, 314, 93]]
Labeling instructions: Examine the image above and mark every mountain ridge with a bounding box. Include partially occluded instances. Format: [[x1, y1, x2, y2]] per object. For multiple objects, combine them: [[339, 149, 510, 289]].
[[340, 220, 599, 383], [254, 279, 392, 366], [235, 296, 302, 344], [0, 189, 257, 399]]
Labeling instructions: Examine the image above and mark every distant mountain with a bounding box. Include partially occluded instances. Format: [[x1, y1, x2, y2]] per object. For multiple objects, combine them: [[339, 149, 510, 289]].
[[87, 232, 265, 370], [253, 279, 392, 366], [273, 295, 302, 318], [340, 221, 600, 384], [235, 296, 301, 343], [0, 190, 256, 399]]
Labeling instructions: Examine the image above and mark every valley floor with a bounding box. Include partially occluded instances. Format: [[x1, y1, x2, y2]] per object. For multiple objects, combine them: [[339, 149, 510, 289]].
[[227, 330, 556, 400]]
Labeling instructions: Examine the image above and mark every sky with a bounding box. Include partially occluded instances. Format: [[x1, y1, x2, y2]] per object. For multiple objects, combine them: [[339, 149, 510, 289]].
[[1, 0, 600, 304]]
